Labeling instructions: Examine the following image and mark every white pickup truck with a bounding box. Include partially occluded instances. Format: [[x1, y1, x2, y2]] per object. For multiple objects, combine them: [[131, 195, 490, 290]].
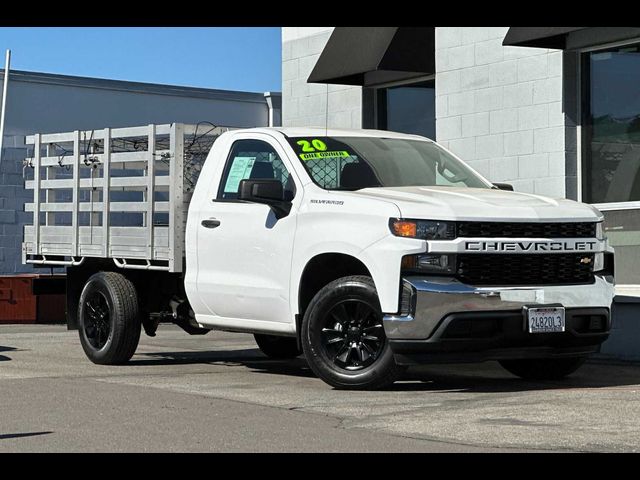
[[22, 124, 615, 389]]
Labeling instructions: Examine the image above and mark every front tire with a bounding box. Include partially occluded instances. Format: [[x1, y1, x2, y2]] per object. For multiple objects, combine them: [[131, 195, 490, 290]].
[[78, 271, 141, 365], [499, 356, 587, 380], [254, 334, 301, 359], [301, 275, 405, 390]]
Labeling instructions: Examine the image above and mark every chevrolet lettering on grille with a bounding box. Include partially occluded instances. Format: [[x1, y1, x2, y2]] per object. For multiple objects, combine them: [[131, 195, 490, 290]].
[[464, 240, 598, 252]]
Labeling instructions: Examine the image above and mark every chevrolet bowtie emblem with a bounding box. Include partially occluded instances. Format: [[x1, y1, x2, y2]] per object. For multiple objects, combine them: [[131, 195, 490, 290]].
[[580, 257, 592, 264]]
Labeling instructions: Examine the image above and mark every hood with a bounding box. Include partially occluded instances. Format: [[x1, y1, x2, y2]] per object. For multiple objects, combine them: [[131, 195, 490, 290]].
[[347, 186, 603, 222]]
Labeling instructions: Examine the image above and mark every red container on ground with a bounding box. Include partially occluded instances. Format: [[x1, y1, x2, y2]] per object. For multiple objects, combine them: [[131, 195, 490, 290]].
[[0, 274, 66, 324]]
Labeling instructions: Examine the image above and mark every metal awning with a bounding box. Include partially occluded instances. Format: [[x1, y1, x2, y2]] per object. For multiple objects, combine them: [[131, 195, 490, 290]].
[[308, 27, 435, 86], [503, 27, 640, 50], [502, 27, 587, 49]]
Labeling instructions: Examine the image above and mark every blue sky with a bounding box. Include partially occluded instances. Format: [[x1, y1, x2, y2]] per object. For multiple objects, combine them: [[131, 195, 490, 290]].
[[0, 27, 282, 93]]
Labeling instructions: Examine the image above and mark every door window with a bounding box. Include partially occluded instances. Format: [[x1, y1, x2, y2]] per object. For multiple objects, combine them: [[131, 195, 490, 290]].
[[218, 139, 295, 201]]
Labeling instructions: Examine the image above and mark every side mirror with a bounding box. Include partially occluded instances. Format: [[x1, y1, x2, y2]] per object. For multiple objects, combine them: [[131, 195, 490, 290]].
[[238, 179, 292, 219], [492, 182, 514, 191]]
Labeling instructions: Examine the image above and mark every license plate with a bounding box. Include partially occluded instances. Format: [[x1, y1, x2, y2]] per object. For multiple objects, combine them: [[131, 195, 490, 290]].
[[527, 307, 565, 333]]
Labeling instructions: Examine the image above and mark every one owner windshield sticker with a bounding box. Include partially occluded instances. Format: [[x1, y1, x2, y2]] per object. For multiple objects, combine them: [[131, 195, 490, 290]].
[[299, 151, 351, 161]]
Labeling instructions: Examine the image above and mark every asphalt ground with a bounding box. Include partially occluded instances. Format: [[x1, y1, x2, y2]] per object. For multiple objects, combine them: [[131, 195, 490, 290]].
[[1, 324, 639, 452]]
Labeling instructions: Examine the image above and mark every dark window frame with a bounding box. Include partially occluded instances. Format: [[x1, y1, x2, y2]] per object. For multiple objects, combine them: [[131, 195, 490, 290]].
[[580, 50, 593, 203], [215, 138, 296, 202]]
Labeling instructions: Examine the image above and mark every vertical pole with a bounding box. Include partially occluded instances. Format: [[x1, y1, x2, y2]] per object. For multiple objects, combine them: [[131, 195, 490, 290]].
[[72, 130, 80, 257], [45, 143, 54, 226], [90, 136, 100, 230], [102, 128, 111, 258], [33, 133, 41, 254], [168, 123, 184, 273], [147, 124, 156, 260], [0, 49, 10, 168]]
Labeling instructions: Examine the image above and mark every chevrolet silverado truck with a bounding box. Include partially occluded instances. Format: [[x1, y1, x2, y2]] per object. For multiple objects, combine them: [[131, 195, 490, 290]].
[[22, 123, 615, 389]]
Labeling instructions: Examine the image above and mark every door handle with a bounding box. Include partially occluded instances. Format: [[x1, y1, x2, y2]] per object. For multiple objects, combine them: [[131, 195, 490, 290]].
[[201, 219, 221, 229]]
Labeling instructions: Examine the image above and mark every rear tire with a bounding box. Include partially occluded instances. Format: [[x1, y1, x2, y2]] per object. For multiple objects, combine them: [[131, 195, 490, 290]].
[[78, 271, 141, 365], [301, 275, 405, 390], [499, 356, 587, 380], [254, 334, 301, 359]]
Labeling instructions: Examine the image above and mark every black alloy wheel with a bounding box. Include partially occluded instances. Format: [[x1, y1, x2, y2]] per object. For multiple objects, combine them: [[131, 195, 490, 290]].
[[83, 291, 112, 350], [78, 271, 141, 365], [301, 275, 406, 390], [320, 299, 385, 371]]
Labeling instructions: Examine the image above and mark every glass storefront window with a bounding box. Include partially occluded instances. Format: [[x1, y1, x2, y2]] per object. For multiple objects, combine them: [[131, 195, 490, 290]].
[[583, 45, 640, 203], [377, 80, 435, 139], [583, 43, 640, 284]]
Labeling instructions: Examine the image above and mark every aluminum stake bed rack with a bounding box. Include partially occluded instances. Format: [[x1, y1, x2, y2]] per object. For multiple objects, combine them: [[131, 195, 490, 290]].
[[22, 123, 228, 273]]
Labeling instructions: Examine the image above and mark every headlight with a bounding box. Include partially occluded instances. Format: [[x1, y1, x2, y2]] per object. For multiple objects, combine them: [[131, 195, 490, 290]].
[[596, 222, 605, 240], [401, 254, 457, 274], [594, 252, 604, 272], [594, 251, 615, 276], [390, 219, 456, 240]]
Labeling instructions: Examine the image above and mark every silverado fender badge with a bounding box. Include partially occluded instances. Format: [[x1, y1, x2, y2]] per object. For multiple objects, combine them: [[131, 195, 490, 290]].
[[310, 199, 344, 206]]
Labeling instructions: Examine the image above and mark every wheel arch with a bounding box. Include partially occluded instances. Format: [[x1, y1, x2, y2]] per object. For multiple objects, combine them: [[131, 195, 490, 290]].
[[296, 252, 373, 322]]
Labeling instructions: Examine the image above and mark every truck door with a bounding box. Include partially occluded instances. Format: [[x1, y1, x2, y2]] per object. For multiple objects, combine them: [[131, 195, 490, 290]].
[[195, 135, 299, 326]]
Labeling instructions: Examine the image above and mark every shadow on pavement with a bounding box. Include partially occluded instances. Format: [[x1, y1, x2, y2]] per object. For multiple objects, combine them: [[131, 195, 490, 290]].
[[0, 431, 53, 440], [0, 346, 18, 362], [130, 348, 640, 392], [395, 362, 640, 393], [132, 349, 316, 379]]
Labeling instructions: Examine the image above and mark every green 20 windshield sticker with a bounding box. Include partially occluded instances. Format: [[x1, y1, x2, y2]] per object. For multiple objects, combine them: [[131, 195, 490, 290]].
[[296, 139, 327, 152]]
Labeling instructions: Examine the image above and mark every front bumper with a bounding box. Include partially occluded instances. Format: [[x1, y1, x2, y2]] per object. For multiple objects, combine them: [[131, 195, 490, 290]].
[[383, 274, 614, 365]]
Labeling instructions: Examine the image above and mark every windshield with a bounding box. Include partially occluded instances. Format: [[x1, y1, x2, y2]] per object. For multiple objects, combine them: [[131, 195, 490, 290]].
[[286, 136, 490, 191]]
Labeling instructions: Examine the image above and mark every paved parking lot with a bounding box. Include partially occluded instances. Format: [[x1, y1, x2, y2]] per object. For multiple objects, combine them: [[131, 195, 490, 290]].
[[1, 324, 640, 452]]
